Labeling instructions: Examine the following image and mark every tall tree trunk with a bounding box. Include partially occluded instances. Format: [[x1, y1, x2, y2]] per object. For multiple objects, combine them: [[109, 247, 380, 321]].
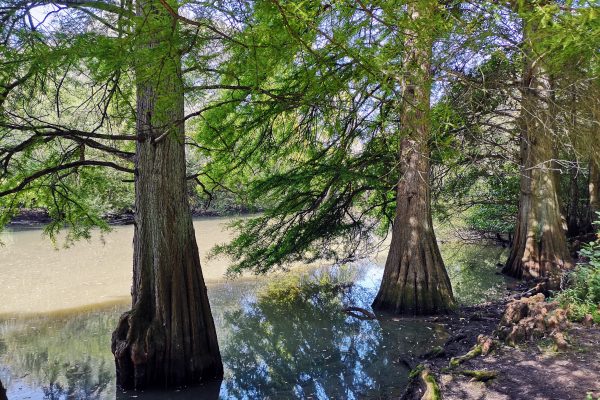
[[590, 159, 600, 225], [372, 0, 455, 315], [111, 0, 223, 389], [566, 165, 581, 237], [503, 6, 573, 280]]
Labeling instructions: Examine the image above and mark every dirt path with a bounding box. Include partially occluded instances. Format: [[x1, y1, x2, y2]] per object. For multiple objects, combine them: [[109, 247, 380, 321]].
[[440, 325, 600, 400], [402, 295, 600, 400]]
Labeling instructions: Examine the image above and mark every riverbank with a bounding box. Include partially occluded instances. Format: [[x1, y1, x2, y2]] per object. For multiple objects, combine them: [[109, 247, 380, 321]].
[[401, 283, 600, 400], [6, 206, 257, 227]]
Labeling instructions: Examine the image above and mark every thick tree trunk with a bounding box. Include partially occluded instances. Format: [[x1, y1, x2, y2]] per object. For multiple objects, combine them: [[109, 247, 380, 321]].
[[111, 0, 222, 389], [372, 0, 454, 315], [503, 9, 573, 280]]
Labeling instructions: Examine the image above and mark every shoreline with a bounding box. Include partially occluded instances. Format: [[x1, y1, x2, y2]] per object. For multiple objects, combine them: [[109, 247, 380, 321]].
[[6, 207, 257, 228], [401, 282, 600, 400]]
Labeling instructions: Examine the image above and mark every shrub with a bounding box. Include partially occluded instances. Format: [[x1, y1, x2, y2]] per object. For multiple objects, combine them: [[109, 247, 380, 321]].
[[555, 215, 600, 323]]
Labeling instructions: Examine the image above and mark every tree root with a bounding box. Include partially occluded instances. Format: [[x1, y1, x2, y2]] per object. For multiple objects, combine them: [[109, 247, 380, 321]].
[[401, 365, 441, 400], [420, 346, 445, 359], [449, 344, 482, 368], [421, 368, 442, 400], [457, 369, 497, 382]]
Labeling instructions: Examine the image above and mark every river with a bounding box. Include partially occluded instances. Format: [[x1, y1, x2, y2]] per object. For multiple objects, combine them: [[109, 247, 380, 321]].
[[0, 216, 509, 399]]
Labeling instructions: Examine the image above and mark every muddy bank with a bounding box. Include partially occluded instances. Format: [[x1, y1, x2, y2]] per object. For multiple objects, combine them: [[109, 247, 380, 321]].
[[6, 206, 257, 227], [401, 284, 600, 400]]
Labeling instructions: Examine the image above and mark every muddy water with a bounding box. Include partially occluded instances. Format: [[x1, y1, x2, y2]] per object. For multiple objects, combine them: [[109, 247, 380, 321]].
[[0, 217, 243, 315], [0, 217, 509, 399]]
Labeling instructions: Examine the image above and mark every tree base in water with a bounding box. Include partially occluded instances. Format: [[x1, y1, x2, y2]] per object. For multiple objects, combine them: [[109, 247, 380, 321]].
[[112, 310, 223, 390]]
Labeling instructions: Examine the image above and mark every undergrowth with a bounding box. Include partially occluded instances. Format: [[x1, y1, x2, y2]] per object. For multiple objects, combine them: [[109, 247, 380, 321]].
[[555, 216, 600, 324]]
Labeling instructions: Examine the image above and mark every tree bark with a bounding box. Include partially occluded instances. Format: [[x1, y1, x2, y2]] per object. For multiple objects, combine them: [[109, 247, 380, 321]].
[[372, 0, 455, 315], [588, 158, 600, 232], [590, 159, 600, 225], [111, 0, 223, 389], [503, 6, 573, 280], [566, 165, 581, 237]]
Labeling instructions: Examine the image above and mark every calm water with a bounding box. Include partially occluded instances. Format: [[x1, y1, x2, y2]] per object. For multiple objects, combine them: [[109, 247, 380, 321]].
[[0, 217, 509, 399]]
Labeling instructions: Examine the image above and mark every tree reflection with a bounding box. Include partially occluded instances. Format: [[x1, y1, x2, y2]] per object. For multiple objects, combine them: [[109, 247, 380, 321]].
[[41, 358, 112, 400], [220, 271, 446, 399], [0, 378, 7, 400], [0, 307, 120, 400]]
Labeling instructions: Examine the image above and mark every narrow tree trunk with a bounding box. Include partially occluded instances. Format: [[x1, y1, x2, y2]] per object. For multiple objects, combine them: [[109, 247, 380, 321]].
[[372, 0, 454, 315], [503, 7, 573, 280], [111, 0, 222, 389], [566, 166, 581, 237], [590, 159, 600, 225]]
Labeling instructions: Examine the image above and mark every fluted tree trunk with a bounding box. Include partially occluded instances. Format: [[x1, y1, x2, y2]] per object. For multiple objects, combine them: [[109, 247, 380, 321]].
[[372, 0, 455, 315], [503, 3, 573, 281], [111, 0, 223, 389]]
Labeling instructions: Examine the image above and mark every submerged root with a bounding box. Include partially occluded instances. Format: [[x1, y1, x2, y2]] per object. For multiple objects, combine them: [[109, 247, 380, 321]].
[[111, 310, 164, 389], [342, 306, 376, 320]]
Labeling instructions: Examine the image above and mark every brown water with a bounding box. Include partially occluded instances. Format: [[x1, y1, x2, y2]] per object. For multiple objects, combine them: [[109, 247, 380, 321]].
[[0, 217, 509, 399], [0, 217, 246, 315]]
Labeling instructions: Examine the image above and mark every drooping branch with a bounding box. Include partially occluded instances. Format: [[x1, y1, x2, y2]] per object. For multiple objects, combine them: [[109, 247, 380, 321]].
[[0, 160, 133, 198]]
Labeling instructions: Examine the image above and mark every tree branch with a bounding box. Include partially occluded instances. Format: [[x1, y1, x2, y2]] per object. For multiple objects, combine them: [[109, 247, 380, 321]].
[[0, 160, 133, 198]]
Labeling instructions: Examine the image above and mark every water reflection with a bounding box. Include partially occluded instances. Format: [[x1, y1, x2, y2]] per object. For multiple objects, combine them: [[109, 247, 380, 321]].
[[0, 306, 121, 399], [220, 268, 446, 399], [0, 265, 448, 399], [0, 241, 506, 399], [443, 243, 510, 305], [0, 378, 7, 400]]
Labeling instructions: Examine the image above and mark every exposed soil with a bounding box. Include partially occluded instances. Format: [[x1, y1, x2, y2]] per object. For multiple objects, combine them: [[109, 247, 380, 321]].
[[402, 284, 600, 400], [439, 325, 600, 400]]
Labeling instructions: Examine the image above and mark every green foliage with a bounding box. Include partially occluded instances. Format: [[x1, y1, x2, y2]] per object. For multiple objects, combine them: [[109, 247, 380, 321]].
[[555, 215, 600, 323], [1, 0, 599, 272], [431, 51, 520, 236], [464, 202, 517, 235]]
